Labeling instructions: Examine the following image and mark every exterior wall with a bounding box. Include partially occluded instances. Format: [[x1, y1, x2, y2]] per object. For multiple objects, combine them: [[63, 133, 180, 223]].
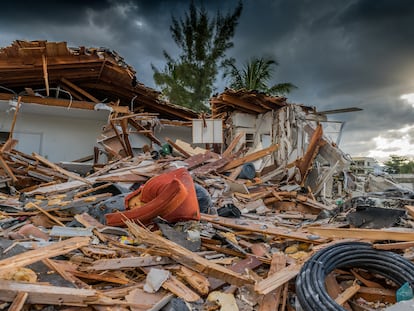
[[231, 111, 273, 151], [0, 102, 109, 162], [157, 124, 192, 147]]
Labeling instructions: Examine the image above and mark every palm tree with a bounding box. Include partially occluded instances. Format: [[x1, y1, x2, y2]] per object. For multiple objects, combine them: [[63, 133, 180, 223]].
[[223, 56, 297, 95]]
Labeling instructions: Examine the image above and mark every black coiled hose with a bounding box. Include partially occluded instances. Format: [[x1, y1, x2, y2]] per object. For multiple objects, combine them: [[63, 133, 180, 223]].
[[295, 242, 414, 311]]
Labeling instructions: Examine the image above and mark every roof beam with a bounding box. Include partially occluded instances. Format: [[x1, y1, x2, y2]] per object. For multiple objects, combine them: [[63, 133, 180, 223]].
[[220, 94, 267, 114], [60, 77, 100, 103], [0, 93, 95, 110]]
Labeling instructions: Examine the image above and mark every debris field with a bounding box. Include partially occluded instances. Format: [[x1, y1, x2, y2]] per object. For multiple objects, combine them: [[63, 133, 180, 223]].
[[0, 40, 413, 311]]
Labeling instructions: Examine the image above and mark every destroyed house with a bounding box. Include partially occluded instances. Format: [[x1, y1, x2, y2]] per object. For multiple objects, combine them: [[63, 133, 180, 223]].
[[210, 89, 353, 198], [0, 40, 197, 162]]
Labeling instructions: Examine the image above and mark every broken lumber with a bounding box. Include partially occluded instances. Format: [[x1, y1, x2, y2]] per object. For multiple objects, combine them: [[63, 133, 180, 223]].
[[88, 256, 173, 271], [335, 283, 360, 306], [127, 221, 253, 286], [0, 237, 90, 277], [32, 153, 92, 185], [255, 263, 301, 295], [0, 280, 107, 306], [307, 227, 414, 241], [165, 137, 191, 158], [296, 124, 325, 185], [259, 252, 287, 311], [201, 214, 327, 243], [220, 144, 279, 172]]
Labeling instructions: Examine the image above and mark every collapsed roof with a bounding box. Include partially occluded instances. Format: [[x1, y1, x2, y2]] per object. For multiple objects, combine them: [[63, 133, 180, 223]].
[[0, 40, 198, 120]]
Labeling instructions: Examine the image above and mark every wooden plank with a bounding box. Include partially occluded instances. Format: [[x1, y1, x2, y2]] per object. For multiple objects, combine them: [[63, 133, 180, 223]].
[[0, 138, 18, 153], [208, 256, 262, 290], [174, 139, 208, 156], [95, 173, 148, 183], [221, 93, 267, 114], [74, 183, 112, 198], [184, 151, 216, 170], [0, 93, 96, 110], [165, 137, 191, 158], [61, 77, 100, 103], [173, 265, 210, 295], [335, 284, 360, 306], [355, 286, 396, 304], [373, 241, 414, 250], [222, 131, 245, 157], [141, 267, 200, 302], [228, 165, 243, 181], [88, 256, 173, 271], [351, 269, 384, 288], [110, 120, 129, 157], [25, 202, 65, 227], [120, 118, 133, 157], [220, 144, 279, 172], [307, 227, 414, 241], [127, 221, 253, 286], [0, 153, 17, 183], [0, 237, 90, 277], [325, 272, 352, 311], [259, 253, 287, 311], [162, 274, 201, 302], [295, 194, 335, 211], [0, 280, 99, 306], [71, 270, 130, 285], [296, 124, 324, 185], [191, 156, 231, 175], [255, 263, 301, 295], [43, 259, 89, 289], [8, 292, 28, 311], [405, 205, 414, 219], [201, 214, 328, 244], [42, 55, 50, 96], [32, 152, 92, 185], [280, 282, 289, 311]]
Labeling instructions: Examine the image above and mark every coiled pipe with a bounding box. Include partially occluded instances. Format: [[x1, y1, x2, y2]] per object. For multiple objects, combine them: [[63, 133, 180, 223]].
[[295, 241, 414, 311]]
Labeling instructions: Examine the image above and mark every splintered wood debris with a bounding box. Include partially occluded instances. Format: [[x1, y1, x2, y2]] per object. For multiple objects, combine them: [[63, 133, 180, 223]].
[[1, 131, 413, 310], [0, 40, 413, 311]]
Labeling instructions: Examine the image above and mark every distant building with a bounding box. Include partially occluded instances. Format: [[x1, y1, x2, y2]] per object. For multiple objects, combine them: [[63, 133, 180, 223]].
[[350, 157, 380, 175]]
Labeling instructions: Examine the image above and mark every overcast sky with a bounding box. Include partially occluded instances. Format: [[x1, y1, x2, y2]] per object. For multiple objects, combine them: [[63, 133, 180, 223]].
[[1, 0, 413, 162]]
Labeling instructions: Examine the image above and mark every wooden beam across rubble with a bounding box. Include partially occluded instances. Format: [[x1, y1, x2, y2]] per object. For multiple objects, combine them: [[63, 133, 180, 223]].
[[126, 221, 253, 286], [0, 237, 90, 278]]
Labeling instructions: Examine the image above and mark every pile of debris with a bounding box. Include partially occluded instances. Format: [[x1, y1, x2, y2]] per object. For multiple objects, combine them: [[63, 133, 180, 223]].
[[0, 40, 413, 311], [1, 126, 414, 310]]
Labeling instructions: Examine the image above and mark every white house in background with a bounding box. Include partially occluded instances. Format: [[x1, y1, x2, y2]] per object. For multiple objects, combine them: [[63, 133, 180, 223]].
[[351, 156, 380, 175]]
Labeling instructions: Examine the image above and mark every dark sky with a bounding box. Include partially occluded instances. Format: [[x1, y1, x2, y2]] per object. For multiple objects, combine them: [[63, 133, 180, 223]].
[[1, 0, 413, 161]]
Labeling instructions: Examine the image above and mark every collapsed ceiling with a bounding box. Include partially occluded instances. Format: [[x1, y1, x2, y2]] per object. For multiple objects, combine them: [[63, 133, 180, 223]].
[[0, 40, 198, 121]]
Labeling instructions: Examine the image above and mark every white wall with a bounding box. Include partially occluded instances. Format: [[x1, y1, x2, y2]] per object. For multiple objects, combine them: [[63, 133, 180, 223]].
[[156, 125, 193, 146], [0, 101, 109, 162]]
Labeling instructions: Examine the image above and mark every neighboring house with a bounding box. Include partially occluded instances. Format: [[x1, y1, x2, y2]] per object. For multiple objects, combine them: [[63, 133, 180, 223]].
[[350, 157, 379, 175], [0, 40, 197, 162]]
